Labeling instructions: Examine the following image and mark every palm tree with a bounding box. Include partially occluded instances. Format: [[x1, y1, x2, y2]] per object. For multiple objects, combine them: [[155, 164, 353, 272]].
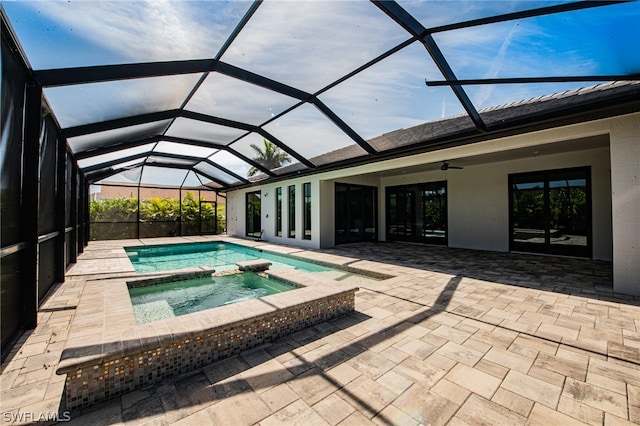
[[247, 139, 291, 176]]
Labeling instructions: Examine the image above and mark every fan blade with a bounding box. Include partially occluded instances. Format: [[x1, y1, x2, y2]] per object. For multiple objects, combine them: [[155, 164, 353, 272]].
[[441, 161, 463, 170]]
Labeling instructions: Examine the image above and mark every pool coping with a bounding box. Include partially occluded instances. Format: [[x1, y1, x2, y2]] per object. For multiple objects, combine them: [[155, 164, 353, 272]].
[[122, 238, 395, 280], [56, 238, 373, 411]]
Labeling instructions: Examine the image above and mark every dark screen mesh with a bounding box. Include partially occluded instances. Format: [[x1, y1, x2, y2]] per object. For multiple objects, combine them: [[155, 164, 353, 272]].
[[38, 238, 56, 301], [77, 171, 83, 228], [140, 222, 179, 238], [89, 184, 139, 240], [65, 232, 72, 266], [1, 38, 26, 247], [216, 193, 226, 233], [90, 222, 138, 240], [38, 117, 58, 234], [1, 37, 28, 357], [1, 252, 23, 353], [66, 155, 73, 227], [181, 190, 200, 236], [139, 187, 179, 238]]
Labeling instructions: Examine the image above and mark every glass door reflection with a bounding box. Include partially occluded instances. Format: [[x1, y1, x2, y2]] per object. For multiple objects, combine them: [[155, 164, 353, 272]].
[[386, 181, 447, 245], [509, 167, 590, 257]]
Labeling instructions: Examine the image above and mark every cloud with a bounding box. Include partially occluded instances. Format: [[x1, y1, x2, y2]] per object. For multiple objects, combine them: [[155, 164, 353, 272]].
[[21, 0, 247, 65], [263, 103, 360, 158], [219, 0, 409, 92], [45, 74, 201, 128], [185, 73, 298, 126], [319, 41, 462, 139], [472, 22, 520, 107]]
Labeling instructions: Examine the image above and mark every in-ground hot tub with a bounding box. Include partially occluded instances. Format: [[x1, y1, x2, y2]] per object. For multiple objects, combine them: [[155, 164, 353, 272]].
[[57, 262, 359, 412], [128, 268, 300, 324]]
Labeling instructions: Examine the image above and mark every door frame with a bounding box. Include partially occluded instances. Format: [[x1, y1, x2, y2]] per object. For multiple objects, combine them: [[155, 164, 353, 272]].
[[245, 190, 262, 238], [508, 166, 592, 258], [385, 181, 448, 246]]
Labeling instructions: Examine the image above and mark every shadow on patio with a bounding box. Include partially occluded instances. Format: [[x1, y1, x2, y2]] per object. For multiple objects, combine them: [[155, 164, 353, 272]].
[[66, 276, 464, 424]]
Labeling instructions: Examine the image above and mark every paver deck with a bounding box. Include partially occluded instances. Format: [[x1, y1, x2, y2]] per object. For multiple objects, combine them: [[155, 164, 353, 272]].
[[2, 236, 639, 425]]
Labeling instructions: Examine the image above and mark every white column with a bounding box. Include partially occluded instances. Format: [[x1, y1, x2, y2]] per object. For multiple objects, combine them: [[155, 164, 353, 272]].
[[609, 114, 640, 295]]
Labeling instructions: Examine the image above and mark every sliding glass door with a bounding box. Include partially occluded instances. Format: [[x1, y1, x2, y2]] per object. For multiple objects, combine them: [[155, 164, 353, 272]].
[[510, 167, 591, 257], [387, 188, 415, 240], [386, 181, 447, 245], [422, 184, 448, 244]]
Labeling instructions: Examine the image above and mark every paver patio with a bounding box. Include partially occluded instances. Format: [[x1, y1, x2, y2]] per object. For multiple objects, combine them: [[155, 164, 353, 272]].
[[2, 236, 639, 425]]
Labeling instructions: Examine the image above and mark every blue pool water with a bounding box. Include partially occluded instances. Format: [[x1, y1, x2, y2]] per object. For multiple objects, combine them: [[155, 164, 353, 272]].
[[129, 272, 298, 324], [126, 242, 332, 274]]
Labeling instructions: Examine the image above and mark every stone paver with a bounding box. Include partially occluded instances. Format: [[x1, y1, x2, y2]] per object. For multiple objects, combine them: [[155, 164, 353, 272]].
[[2, 237, 640, 425]]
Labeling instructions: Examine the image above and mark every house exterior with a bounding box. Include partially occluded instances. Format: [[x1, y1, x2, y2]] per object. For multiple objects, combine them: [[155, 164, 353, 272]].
[[226, 82, 640, 295]]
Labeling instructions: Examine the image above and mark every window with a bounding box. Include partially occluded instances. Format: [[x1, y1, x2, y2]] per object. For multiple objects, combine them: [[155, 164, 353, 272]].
[[386, 181, 447, 245], [510, 167, 591, 257], [303, 182, 311, 240], [275, 187, 282, 237], [288, 185, 295, 238], [246, 191, 261, 238]]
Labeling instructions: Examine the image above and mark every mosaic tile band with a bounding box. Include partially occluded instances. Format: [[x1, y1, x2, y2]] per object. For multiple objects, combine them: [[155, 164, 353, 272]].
[[60, 290, 356, 412]]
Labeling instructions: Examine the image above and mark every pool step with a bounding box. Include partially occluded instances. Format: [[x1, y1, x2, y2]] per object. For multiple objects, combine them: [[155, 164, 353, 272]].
[[126, 267, 215, 289], [236, 259, 272, 272], [132, 300, 175, 324]]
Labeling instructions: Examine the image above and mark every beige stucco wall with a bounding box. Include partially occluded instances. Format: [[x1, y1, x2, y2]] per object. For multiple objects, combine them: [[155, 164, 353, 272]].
[[380, 147, 612, 260], [609, 116, 640, 295]]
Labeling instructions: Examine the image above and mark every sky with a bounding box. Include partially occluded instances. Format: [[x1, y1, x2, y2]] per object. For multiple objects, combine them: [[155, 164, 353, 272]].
[[2, 0, 638, 186]]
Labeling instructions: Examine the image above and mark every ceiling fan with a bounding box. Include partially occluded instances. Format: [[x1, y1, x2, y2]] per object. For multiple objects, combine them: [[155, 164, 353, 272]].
[[440, 160, 464, 171]]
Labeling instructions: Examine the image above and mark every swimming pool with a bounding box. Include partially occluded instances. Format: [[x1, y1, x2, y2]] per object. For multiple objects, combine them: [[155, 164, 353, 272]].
[[126, 242, 334, 274], [129, 272, 299, 324]]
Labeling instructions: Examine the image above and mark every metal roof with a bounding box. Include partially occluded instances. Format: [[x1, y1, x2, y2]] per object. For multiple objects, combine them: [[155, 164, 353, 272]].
[[2, 0, 639, 190]]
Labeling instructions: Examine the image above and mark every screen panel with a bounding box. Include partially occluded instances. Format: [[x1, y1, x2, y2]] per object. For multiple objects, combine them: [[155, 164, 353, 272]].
[[186, 73, 298, 126], [229, 133, 302, 175], [78, 144, 156, 169], [208, 150, 251, 180], [139, 166, 189, 187], [153, 141, 216, 158], [193, 162, 241, 186], [1, 37, 27, 247], [3, 1, 252, 69], [90, 182, 140, 240], [38, 117, 59, 235], [165, 118, 248, 145], [44, 74, 201, 128], [38, 238, 57, 301], [434, 2, 640, 82], [1, 253, 23, 351], [320, 42, 463, 141], [67, 120, 172, 153], [220, 0, 409, 92], [146, 156, 198, 168], [66, 155, 73, 227], [181, 171, 206, 190], [139, 186, 181, 239], [403, 0, 575, 29], [263, 104, 365, 161]]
